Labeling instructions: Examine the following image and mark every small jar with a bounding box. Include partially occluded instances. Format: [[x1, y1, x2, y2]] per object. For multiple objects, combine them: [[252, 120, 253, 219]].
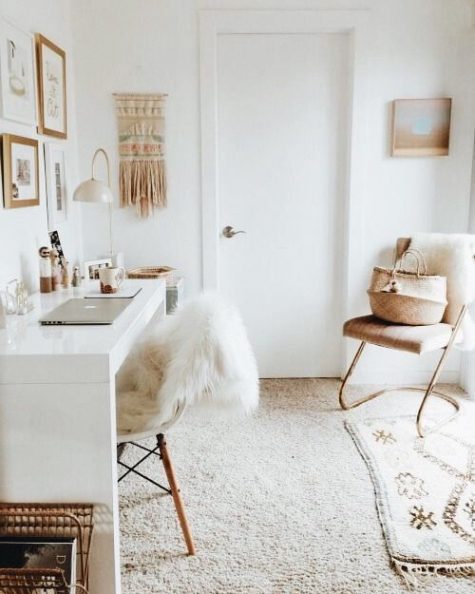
[[39, 252, 52, 293]]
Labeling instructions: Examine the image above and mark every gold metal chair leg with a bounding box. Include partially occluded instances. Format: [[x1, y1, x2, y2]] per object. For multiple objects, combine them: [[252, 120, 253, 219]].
[[416, 306, 467, 437]]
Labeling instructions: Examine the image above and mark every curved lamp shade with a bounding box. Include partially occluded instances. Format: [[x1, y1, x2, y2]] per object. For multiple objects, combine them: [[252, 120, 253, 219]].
[[73, 179, 113, 203]]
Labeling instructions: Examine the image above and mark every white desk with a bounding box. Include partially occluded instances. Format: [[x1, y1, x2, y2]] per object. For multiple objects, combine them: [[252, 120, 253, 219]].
[[0, 279, 166, 594]]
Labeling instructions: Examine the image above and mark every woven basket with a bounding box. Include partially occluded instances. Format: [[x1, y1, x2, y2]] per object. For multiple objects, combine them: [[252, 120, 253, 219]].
[[369, 266, 447, 300], [368, 291, 447, 326], [368, 249, 447, 325], [127, 266, 175, 279]]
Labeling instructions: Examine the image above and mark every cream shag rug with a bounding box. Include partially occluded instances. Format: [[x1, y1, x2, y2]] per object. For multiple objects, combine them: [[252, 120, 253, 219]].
[[119, 379, 475, 594], [346, 415, 475, 586]]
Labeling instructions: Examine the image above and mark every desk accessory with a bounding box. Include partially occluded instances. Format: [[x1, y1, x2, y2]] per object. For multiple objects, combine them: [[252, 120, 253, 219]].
[[83, 258, 112, 281], [98, 266, 125, 294], [0, 503, 94, 593], [72, 266, 81, 287], [0, 536, 77, 589], [0, 295, 6, 328], [49, 230, 66, 267], [127, 265, 175, 280], [39, 246, 53, 293]]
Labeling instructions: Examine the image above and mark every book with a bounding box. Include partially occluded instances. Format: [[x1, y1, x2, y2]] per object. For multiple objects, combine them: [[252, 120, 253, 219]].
[[0, 536, 77, 592]]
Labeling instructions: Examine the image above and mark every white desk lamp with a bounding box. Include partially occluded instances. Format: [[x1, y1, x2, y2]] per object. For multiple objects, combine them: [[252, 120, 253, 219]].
[[73, 148, 114, 258]]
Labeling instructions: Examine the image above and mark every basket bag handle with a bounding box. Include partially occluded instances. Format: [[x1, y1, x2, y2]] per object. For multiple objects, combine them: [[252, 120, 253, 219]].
[[392, 247, 427, 278]]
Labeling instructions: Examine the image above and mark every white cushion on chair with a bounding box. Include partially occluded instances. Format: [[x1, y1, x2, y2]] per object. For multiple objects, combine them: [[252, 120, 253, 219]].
[[116, 293, 259, 436]]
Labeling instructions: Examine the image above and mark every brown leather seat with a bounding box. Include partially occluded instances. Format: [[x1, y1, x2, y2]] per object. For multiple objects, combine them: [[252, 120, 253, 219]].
[[343, 315, 456, 355]]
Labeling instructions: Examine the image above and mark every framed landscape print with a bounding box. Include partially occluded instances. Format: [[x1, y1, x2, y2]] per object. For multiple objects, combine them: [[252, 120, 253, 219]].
[[36, 34, 67, 138], [2, 134, 39, 208], [44, 143, 67, 228], [0, 20, 36, 125], [391, 98, 452, 157]]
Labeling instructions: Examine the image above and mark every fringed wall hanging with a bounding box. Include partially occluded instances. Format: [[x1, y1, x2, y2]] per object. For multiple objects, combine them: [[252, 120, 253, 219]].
[[114, 93, 167, 218]]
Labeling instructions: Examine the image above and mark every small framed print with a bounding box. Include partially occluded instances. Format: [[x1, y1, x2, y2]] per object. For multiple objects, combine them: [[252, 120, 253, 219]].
[[44, 143, 67, 228], [391, 98, 452, 157], [0, 19, 36, 125], [36, 34, 67, 138], [2, 134, 39, 208], [83, 258, 113, 281]]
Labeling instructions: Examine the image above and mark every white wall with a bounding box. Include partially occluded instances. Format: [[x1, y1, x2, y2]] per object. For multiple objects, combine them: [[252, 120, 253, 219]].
[[461, 7, 475, 396], [0, 0, 82, 295], [70, 0, 474, 382]]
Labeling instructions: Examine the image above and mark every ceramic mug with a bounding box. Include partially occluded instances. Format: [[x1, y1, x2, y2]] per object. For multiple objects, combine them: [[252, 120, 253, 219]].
[[98, 266, 125, 294]]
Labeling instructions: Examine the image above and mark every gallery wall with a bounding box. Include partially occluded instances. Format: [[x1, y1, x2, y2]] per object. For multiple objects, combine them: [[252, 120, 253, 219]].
[[0, 0, 81, 294]]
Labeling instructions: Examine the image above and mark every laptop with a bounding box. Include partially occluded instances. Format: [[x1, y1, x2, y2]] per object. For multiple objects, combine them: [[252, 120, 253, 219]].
[[39, 298, 131, 325]]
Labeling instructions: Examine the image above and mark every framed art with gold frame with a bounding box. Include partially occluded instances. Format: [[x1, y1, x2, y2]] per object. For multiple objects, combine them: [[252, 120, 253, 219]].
[[36, 33, 67, 138], [2, 134, 39, 208], [391, 98, 452, 157]]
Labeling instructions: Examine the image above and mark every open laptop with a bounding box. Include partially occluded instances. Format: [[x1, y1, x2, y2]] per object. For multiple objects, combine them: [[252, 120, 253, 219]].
[[39, 298, 131, 325]]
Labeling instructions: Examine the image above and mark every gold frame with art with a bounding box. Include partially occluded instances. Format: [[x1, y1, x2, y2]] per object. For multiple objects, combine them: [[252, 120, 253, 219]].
[[36, 33, 67, 139], [2, 134, 39, 209], [391, 98, 452, 157]]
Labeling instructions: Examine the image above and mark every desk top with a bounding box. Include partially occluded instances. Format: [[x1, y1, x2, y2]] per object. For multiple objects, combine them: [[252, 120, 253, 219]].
[[0, 279, 166, 385]]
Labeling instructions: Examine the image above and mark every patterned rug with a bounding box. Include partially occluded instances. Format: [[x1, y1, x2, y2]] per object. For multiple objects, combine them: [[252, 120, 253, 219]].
[[345, 415, 475, 587]]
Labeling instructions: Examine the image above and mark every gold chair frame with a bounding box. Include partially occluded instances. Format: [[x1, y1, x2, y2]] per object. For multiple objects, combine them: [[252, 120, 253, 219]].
[[339, 305, 467, 438]]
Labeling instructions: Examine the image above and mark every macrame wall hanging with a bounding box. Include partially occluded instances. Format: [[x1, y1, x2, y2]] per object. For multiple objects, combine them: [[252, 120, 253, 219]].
[[114, 93, 167, 218]]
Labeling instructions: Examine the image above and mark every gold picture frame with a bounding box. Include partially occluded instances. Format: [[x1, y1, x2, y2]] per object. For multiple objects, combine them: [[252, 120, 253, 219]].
[[391, 98, 452, 157], [36, 33, 67, 139], [2, 134, 39, 208]]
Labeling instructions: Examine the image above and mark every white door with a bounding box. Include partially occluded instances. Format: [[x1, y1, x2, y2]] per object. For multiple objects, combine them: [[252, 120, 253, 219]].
[[216, 32, 349, 378]]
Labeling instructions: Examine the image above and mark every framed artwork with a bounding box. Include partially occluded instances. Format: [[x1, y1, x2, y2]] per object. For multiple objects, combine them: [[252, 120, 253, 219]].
[[44, 143, 67, 228], [83, 258, 113, 281], [0, 19, 36, 125], [36, 34, 67, 138], [391, 98, 452, 157], [2, 134, 39, 208]]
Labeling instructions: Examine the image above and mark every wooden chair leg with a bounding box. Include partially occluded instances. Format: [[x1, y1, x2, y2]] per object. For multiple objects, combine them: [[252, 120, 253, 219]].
[[157, 434, 196, 556]]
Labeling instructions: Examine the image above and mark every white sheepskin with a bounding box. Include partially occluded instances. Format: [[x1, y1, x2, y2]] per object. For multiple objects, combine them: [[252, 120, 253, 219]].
[[116, 293, 259, 436], [410, 233, 475, 350]]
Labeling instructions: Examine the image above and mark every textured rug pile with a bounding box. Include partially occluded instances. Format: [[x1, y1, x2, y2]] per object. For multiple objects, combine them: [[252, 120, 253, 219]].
[[346, 415, 475, 586], [119, 379, 475, 593]]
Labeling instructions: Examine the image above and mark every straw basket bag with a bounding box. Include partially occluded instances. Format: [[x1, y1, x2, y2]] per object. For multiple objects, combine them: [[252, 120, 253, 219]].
[[367, 249, 447, 325]]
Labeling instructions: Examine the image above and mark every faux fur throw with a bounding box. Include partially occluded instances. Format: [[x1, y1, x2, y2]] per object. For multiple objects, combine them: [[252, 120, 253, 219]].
[[410, 233, 475, 350], [116, 293, 259, 436]]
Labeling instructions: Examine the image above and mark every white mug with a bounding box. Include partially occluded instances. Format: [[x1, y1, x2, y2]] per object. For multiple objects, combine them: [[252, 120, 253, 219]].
[[98, 266, 125, 294]]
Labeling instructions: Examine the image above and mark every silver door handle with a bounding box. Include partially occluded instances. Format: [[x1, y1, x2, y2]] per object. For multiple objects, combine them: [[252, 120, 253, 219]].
[[223, 225, 246, 238]]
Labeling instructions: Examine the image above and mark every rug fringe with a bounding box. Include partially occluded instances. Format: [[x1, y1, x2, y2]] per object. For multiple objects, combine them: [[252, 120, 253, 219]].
[[393, 557, 475, 589]]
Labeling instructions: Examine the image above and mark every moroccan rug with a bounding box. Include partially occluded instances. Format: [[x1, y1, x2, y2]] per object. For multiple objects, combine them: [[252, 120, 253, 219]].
[[345, 415, 475, 587]]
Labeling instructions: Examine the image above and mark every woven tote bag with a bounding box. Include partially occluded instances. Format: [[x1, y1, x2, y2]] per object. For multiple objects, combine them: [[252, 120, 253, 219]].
[[367, 249, 447, 325]]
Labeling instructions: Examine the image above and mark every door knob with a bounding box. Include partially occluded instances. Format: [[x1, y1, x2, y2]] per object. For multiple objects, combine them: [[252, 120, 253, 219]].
[[223, 225, 246, 238]]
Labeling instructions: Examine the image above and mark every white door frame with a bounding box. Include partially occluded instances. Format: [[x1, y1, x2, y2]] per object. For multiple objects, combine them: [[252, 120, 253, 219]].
[[199, 9, 370, 372]]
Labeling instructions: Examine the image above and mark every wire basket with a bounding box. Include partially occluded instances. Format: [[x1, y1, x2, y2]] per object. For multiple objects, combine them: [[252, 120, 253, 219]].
[[0, 568, 70, 594], [0, 503, 94, 593]]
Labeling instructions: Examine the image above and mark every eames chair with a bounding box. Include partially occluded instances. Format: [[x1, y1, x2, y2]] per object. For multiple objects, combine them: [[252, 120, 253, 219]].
[[116, 293, 259, 555]]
